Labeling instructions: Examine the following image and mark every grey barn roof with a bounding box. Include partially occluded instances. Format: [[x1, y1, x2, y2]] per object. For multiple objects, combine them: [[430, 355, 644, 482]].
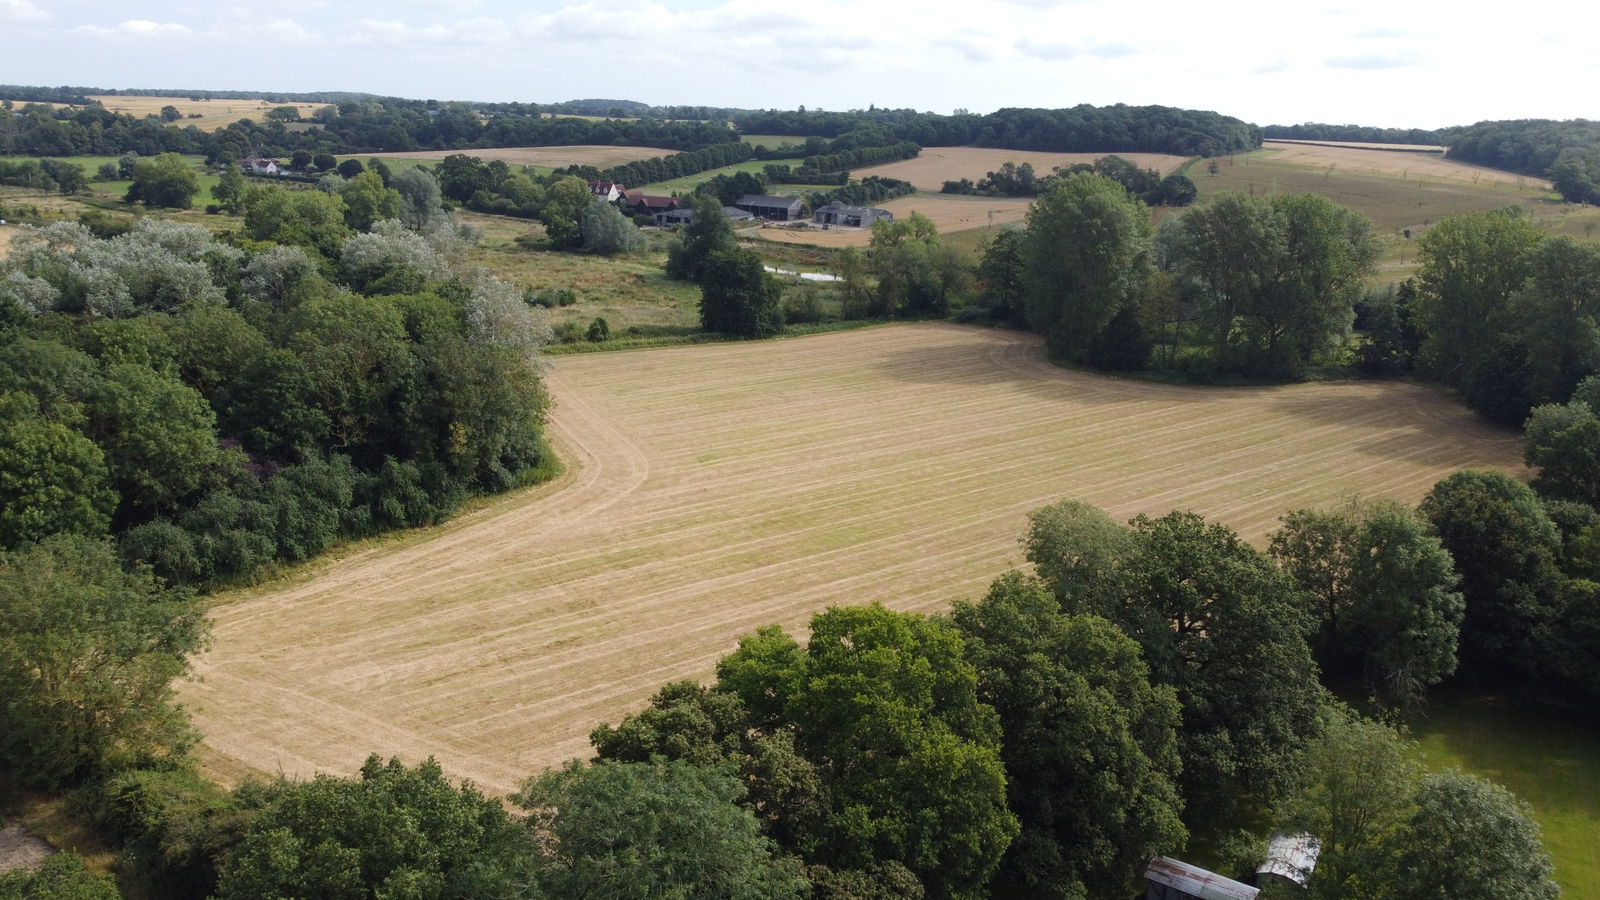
[[736, 194, 802, 208]]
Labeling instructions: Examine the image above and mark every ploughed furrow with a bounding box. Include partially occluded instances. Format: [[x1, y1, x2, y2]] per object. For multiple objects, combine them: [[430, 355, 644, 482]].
[[185, 323, 1525, 796]]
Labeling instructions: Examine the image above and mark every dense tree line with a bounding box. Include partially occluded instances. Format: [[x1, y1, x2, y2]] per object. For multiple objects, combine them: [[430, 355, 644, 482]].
[[0, 201, 554, 590], [974, 175, 1378, 379], [1261, 122, 1452, 144], [1444, 119, 1600, 204], [942, 155, 1196, 206], [801, 139, 920, 174], [1, 95, 1257, 166], [734, 104, 1261, 155], [1356, 208, 1599, 424], [591, 141, 755, 188]]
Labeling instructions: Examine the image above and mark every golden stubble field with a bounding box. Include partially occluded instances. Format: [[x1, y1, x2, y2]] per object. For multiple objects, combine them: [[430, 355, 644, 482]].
[[364, 145, 678, 169], [1259, 141, 1550, 189], [184, 324, 1525, 795], [853, 147, 1191, 190], [85, 95, 325, 131]]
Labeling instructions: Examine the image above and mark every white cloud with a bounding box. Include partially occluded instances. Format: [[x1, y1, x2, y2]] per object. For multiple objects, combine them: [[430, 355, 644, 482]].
[[1323, 50, 1422, 69], [1015, 37, 1138, 62], [74, 19, 194, 38], [0, 0, 46, 22]]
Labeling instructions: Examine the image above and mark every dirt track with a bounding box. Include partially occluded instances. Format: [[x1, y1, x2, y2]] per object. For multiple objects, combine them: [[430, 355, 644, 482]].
[[184, 324, 1525, 795]]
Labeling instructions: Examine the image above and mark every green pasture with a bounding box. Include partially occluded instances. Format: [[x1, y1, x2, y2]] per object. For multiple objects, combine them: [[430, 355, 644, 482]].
[[1408, 694, 1600, 897], [738, 134, 819, 151]]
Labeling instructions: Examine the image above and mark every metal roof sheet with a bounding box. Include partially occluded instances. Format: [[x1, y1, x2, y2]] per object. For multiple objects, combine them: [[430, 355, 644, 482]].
[[1258, 833, 1322, 887], [1145, 857, 1260, 900]]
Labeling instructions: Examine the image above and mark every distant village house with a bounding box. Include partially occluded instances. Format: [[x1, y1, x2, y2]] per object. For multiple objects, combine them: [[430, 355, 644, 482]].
[[587, 180, 624, 202], [240, 157, 279, 175]]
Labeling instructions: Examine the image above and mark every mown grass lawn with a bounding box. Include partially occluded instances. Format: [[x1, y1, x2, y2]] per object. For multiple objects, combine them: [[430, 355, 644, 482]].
[[1408, 693, 1600, 897]]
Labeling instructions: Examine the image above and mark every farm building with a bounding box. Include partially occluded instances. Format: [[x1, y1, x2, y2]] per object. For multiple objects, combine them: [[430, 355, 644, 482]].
[[653, 206, 756, 227], [1257, 834, 1321, 888], [734, 194, 804, 221], [631, 195, 683, 216], [240, 158, 279, 175], [1144, 857, 1259, 900], [813, 202, 893, 227], [587, 180, 625, 201]]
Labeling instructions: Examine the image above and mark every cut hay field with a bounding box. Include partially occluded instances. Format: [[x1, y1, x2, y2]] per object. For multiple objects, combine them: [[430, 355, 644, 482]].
[[1268, 139, 1448, 153], [87, 95, 324, 131], [756, 193, 1032, 247], [853, 147, 1190, 191], [183, 323, 1524, 798], [1259, 141, 1548, 188], [364, 145, 678, 169]]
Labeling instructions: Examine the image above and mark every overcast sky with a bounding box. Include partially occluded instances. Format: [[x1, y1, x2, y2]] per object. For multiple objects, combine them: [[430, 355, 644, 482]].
[[4, 0, 1596, 129]]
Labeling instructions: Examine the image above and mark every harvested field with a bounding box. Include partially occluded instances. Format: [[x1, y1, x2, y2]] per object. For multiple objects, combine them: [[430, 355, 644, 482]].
[[86, 95, 324, 131], [756, 194, 1032, 247], [185, 324, 1525, 796], [852, 147, 1190, 190], [364, 145, 678, 169], [1268, 139, 1448, 153], [1259, 141, 1548, 188]]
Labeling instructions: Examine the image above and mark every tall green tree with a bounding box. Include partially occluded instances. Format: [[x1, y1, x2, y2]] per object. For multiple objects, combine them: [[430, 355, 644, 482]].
[[338, 170, 402, 232], [1022, 172, 1152, 360], [0, 535, 205, 785], [579, 197, 646, 254], [1514, 237, 1600, 406], [211, 164, 245, 213], [1271, 706, 1421, 900], [666, 194, 735, 282], [1026, 503, 1324, 814], [515, 758, 808, 900], [699, 249, 784, 338], [1413, 209, 1543, 386], [950, 572, 1185, 900], [1380, 772, 1559, 900], [1524, 381, 1600, 506], [717, 605, 1018, 899], [125, 152, 199, 209], [1163, 192, 1376, 377], [85, 364, 224, 522], [1269, 498, 1464, 708], [975, 228, 1026, 324], [1418, 470, 1563, 677], [0, 391, 116, 548], [216, 755, 538, 900]]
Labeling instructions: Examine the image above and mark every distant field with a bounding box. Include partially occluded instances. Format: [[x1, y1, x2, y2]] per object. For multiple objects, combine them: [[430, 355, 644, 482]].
[[182, 323, 1525, 796], [739, 134, 819, 150], [364, 145, 678, 169], [1268, 139, 1448, 153], [87, 95, 324, 131], [1259, 141, 1547, 188], [852, 147, 1190, 191], [1412, 694, 1600, 897], [456, 212, 703, 332], [756, 193, 1032, 247], [1191, 153, 1551, 233]]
